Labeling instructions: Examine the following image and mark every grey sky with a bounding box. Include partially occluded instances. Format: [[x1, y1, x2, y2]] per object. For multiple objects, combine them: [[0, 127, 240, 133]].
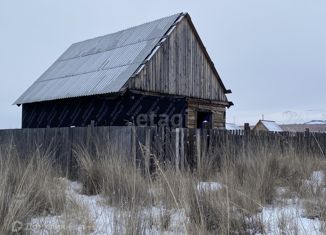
[[0, 0, 325, 129]]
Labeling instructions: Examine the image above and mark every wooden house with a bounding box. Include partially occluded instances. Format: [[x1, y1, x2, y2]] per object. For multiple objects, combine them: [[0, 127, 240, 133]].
[[15, 13, 233, 129]]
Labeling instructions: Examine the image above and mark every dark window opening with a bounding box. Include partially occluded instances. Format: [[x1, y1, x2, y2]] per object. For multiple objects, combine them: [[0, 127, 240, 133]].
[[196, 111, 212, 129]]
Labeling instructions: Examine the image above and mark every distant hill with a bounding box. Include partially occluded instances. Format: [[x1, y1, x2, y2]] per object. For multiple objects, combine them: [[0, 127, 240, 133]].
[[281, 123, 326, 133], [304, 120, 326, 125]]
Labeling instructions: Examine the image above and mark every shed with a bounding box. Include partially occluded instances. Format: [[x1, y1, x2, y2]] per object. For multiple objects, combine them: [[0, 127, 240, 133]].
[[253, 120, 283, 132], [15, 13, 232, 129]]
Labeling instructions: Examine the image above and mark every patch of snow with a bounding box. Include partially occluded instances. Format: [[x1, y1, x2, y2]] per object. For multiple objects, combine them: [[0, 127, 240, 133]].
[[197, 182, 223, 192], [303, 171, 325, 193], [261, 202, 321, 235], [26, 178, 326, 234], [311, 171, 324, 186], [31, 181, 115, 235], [29, 180, 187, 235]]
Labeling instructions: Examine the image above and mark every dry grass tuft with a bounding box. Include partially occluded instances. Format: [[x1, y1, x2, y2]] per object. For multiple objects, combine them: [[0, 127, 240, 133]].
[[0, 145, 66, 234], [75, 146, 150, 209]]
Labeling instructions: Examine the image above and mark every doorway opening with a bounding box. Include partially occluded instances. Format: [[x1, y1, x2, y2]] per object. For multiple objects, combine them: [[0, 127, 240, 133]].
[[196, 111, 212, 129]]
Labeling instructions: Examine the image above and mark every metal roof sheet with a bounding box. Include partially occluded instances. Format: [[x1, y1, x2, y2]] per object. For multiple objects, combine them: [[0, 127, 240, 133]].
[[15, 13, 182, 104], [261, 120, 283, 132]]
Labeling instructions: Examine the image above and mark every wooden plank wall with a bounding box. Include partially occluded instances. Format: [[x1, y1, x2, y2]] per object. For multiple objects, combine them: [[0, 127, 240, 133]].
[[0, 127, 325, 176], [128, 17, 228, 102], [187, 99, 226, 129]]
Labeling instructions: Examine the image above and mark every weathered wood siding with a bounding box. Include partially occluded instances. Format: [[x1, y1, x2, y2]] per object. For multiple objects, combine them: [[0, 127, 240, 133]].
[[128, 17, 228, 102], [187, 99, 226, 129], [253, 122, 267, 132]]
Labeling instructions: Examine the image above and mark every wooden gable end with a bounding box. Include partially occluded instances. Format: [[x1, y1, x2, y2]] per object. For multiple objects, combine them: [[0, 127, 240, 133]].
[[128, 15, 229, 102]]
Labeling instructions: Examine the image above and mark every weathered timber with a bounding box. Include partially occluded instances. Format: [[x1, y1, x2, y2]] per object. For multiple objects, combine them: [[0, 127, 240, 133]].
[[128, 16, 228, 102]]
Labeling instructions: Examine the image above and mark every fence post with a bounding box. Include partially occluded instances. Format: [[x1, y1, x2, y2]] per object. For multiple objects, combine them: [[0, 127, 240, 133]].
[[145, 128, 151, 176], [244, 123, 250, 136], [196, 129, 201, 172], [324, 133, 326, 158], [244, 123, 251, 156], [180, 128, 185, 171], [305, 128, 310, 155], [131, 126, 137, 170], [175, 128, 180, 172]]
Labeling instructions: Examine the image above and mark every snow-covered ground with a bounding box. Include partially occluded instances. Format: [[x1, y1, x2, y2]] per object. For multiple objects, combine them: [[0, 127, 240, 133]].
[[29, 180, 186, 235], [262, 171, 325, 235], [262, 200, 321, 234], [26, 171, 325, 234]]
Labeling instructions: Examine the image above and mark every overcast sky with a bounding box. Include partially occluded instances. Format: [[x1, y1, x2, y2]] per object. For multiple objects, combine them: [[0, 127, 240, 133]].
[[0, 0, 325, 129]]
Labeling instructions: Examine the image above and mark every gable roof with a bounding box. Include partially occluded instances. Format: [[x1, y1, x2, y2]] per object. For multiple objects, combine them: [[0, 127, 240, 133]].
[[258, 120, 283, 132], [15, 13, 182, 105], [15, 13, 230, 105]]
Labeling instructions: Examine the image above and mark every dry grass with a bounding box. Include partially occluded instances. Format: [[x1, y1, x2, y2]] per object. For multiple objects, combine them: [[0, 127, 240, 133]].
[[0, 145, 66, 234], [76, 145, 150, 209], [1, 135, 326, 234], [72, 139, 326, 234]]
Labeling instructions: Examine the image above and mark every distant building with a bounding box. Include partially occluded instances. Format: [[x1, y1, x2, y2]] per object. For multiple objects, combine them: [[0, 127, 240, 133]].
[[253, 120, 283, 132], [14, 13, 233, 129]]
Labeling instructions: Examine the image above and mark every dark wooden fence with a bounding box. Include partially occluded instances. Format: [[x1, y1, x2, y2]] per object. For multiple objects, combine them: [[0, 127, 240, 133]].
[[0, 126, 325, 176]]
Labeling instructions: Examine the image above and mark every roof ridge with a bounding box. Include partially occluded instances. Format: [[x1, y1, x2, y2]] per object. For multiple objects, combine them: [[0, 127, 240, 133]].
[[70, 13, 183, 47]]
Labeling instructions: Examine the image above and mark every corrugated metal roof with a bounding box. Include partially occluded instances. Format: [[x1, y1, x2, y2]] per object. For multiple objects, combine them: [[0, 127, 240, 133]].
[[15, 13, 182, 105], [261, 120, 283, 132]]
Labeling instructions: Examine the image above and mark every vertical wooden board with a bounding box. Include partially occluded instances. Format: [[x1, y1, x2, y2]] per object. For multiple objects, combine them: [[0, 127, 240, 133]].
[[188, 128, 195, 169], [168, 128, 176, 168], [156, 127, 165, 162], [144, 126, 152, 159], [109, 126, 124, 159], [164, 128, 175, 163], [175, 128, 180, 171], [134, 127, 146, 167], [130, 126, 136, 168], [323, 133, 326, 157], [124, 126, 132, 159], [180, 128, 186, 170], [196, 129, 201, 170]]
